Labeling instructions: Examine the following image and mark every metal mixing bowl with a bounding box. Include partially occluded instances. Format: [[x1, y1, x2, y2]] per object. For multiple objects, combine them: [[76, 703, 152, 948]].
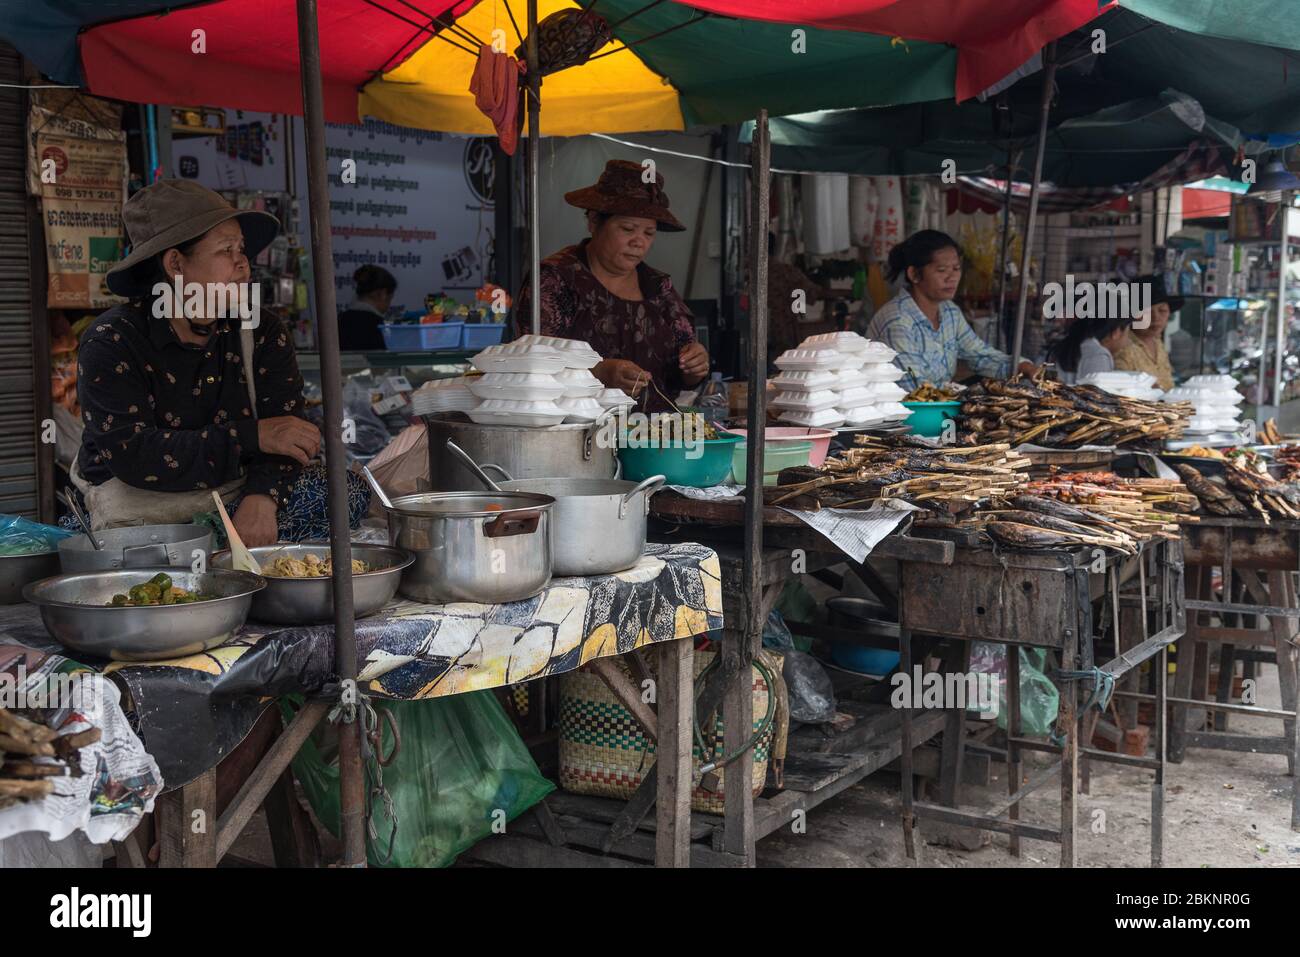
[[0, 550, 61, 604], [212, 543, 413, 625], [23, 567, 266, 661]]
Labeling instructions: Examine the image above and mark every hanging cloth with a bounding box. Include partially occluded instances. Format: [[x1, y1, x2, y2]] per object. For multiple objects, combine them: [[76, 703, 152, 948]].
[[469, 43, 523, 156]]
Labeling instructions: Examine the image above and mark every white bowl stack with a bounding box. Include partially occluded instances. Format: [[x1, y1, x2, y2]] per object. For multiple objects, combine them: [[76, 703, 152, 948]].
[[1078, 371, 1163, 401], [467, 338, 616, 426], [411, 376, 480, 416], [1165, 375, 1244, 435]]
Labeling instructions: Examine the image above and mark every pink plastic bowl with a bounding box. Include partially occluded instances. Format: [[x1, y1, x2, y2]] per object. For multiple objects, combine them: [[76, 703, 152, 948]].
[[720, 426, 836, 466]]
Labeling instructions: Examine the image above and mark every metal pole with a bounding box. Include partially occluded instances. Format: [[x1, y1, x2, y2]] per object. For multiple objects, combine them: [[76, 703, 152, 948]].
[[993, 147, 1017, 351], [526, 0, 541, 335], [1274, 202, 1290, 413], [296, 0, 365, 868], [743, 109, 770, 681], [1011, 42, 1058, 370]]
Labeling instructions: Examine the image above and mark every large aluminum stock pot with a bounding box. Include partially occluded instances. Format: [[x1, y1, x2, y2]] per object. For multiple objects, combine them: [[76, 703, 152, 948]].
[[424, 414, 618, 490], [385, 491, 555, 603]]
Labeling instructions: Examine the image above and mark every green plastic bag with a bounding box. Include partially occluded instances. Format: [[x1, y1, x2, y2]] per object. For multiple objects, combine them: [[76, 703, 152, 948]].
[[282, 691, 554, 868], [971, 643, 1060, 736]]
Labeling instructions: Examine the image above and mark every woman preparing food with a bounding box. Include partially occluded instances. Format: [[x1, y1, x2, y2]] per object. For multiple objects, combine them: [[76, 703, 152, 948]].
[[867, 230, 1036, 391], [72, 179, 369, 547], [514, 160, 709, 412]]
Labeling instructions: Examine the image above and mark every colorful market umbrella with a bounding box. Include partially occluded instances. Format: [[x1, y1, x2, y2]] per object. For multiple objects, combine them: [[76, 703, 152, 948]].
[[4, 0, 959, 134]]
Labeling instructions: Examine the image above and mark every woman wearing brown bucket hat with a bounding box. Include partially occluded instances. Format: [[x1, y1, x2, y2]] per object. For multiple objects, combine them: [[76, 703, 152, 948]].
[[515, 159, 710, 410], [70, 179, 369, 546]]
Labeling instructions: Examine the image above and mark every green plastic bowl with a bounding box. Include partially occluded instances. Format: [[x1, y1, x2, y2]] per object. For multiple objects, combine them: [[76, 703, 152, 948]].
[[901, 400, 963, 437], [618, 433, 743, 487], [732, 440, 813, 486]]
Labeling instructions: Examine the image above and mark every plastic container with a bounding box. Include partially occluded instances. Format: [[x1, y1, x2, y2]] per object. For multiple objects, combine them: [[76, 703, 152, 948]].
[[460, 323, 507, 350], [595, 388, 636, 411], [799, 331, 868, 353], [381, 322, 464, 351], [618, 433, 742, 488], [770, 389, 842, 412], [774, 348, 844, 371], [556, 367, 604, 397], [839, 405, 886, 426], [859, 362, 907, 382], [721, 426, 836, 467], [772, 369, 840, 392], [466, 372, 566, 401], [467, 398, 567, 427], [830, 643, 900, 676], [902, 400, 963, 436], [732, 439, 813, 485], [557, 395, 606, 423], [777, 408, 845, 428]]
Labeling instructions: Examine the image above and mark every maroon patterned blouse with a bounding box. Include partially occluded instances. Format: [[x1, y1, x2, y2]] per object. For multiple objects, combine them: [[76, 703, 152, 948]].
[[514, 240, 698, 412]]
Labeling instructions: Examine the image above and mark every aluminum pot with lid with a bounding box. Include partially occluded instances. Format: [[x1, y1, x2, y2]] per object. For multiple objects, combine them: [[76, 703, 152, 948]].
[[424, 414, 618, 491], [385, 491, 554, 603], [58, 524, 215, 574], [480, 469, 665, 576]]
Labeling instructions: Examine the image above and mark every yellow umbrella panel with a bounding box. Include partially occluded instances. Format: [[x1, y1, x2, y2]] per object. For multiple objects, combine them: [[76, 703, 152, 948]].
[[358, 0, 685, 136]]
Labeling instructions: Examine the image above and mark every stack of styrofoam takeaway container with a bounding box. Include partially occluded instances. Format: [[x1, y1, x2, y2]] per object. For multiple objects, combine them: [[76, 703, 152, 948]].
[[1164, 374, 1245, 436], [771, 332, 909, 428], [1077, 370, 1164, 401]]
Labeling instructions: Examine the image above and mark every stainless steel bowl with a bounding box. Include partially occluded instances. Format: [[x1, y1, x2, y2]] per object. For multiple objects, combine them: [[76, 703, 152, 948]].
[[0, 550, 61, 604], [212, 543, 413, 625], [23, 567, 266, 661]]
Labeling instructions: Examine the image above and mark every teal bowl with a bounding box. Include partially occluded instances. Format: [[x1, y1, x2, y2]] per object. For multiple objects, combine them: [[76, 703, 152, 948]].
[[901, 400, 963, 438], [618, 433, 743, 487]]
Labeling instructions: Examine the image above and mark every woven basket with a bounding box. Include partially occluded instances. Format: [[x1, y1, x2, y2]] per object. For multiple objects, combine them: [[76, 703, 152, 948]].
[[558, 650, 774, 815]]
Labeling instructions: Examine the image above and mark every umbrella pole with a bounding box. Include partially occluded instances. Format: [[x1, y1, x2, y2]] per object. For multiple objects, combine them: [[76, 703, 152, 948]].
[[730, 106, 769, 864], [296, 0, 365, 868], [527, 0, 541, 335], [1010, 42, 1058, 370], [1274, 200, 1291, 413], [993, 147, 1016, 351]]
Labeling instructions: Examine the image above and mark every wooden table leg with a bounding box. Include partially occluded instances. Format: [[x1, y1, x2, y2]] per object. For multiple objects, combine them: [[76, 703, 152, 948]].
[[1267, 572, 1299, 780], [722, 624, 756, 867], [899, 625, 917, 861], [937, 640, 971, 809], [1007, 642, 1022, 859], [1059, 633, 1079, 868], [656, 637, 694, 868], [158, 768, 217, 868], [1169, 565, 1205, 763]]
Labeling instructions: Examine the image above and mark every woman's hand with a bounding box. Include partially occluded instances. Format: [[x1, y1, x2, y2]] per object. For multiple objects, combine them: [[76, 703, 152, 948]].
[[257, 416, 321, 465], [594, 358, 652, 396], [678, 342, 709, 384], [233, 494, 279, 547]]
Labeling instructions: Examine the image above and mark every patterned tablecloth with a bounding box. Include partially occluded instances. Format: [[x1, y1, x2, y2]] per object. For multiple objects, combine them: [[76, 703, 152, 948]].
[[0, 543, 722, 787]]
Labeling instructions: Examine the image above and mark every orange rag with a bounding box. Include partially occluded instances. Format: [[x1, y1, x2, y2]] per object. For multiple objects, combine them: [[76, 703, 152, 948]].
[[469, 43, 523, 156]]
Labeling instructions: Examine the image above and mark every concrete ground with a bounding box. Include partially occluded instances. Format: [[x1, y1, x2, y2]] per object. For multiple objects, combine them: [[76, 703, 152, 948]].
[[757, 665, 1299, 869]]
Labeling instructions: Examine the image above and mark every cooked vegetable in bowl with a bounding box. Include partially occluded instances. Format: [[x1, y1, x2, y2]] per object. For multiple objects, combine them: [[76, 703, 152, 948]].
[[106, 572, 210, 606]]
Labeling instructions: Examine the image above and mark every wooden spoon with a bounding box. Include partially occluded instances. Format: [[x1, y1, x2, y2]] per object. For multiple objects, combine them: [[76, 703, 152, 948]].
[[212, 491, 262, 574]]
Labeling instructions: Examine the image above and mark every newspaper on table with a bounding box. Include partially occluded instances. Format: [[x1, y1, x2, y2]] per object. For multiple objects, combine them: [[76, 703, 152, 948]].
[[0, 648, 161, 845], [661, 485, 915, 562]]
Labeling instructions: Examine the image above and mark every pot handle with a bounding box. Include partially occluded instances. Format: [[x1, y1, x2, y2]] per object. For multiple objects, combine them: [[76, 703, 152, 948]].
[[122, 543, 170, 567], [481, 463, 515, 482], [483, 509, 542, 538], [620, 474, 666, 519]]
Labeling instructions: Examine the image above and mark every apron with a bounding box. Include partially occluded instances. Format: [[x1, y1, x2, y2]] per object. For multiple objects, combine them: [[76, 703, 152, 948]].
[[72, 326, 260, 531]]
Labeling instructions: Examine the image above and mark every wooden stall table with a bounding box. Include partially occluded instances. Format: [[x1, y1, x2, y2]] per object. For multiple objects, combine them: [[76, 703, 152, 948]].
[[1176, 516, 1300, 829], [638, 491, 958, 865], [896, 535, 1185, 867], [0, 543, 720, 868]]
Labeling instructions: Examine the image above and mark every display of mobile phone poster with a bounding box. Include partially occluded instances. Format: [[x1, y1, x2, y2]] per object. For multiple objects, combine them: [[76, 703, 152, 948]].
[[29, 91, 128, 309], [172, 110, 288, 193], [293, 120, 496, 316]]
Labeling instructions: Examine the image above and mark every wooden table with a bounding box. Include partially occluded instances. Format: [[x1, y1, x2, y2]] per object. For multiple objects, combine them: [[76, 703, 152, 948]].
[[897, 537, 1184, 867], [1176, 517, 1300, 830]]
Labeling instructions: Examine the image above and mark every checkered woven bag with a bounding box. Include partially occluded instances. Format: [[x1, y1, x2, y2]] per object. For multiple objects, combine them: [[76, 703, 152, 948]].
[[557, 649, 775, 815]]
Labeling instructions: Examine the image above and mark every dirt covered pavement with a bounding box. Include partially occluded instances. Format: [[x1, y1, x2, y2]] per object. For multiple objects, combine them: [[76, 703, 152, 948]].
[[757, 669, 1300, 868]]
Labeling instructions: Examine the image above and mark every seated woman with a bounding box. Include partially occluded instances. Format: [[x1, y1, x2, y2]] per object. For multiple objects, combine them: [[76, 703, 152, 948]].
[[337, 264, 395, 351], [514, 160, 709, 411], [1049, 316, 1132, 384], [1113, 275, 1180, 391], [72, 179, 369, 546], [867, 230, 1036, 391]]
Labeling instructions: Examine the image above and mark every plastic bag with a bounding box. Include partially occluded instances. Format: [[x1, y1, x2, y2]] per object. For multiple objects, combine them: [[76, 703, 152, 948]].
[[970, 642, 1059, 736], [283, 691, 554, 868], [782, 650, 836, 725], [343, 379, 393, 458], [0, 514, 73, 555]]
